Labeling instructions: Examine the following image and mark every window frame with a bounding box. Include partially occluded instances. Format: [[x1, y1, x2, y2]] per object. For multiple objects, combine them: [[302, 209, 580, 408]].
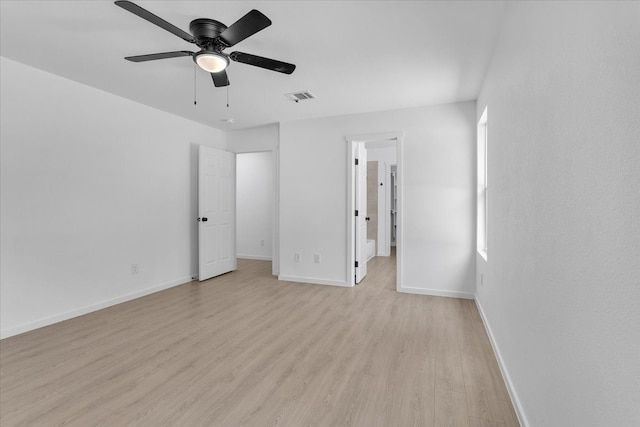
[[477, 107, 488, 260]]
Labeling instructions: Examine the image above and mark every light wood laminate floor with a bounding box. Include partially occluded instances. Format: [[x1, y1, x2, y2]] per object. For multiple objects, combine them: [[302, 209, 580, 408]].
[[1, 254, 519, 426]]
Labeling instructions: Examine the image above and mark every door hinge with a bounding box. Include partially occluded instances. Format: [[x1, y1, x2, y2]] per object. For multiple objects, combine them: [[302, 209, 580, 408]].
[[355, 210, 359, 216], [355, 158, 359, 166], [355, 261, 359, 268]]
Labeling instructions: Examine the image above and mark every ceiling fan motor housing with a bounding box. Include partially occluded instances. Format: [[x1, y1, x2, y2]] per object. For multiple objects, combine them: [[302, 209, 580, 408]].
[[189, 18, 228, 48]]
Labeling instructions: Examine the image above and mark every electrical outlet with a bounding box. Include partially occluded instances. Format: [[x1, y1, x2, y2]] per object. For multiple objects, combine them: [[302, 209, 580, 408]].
[[294, 253, 301, 263], [314, 254, 321, 264], [131, 264, 139, 275], [260, 240, 265, 247]]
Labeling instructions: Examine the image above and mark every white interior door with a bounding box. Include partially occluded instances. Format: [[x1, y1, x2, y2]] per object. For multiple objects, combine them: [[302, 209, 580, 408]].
[[355, 142, 368, 283], [199, 145, 236, 281]]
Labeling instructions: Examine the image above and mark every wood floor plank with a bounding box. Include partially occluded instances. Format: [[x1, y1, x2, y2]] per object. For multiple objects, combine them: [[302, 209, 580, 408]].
[[435, 298, 466, 393], [434, 388, 469, 427], [499, 397, 520, 427], [0, 255, 518, 426], [468, 417, 503, 427], [465, 390, 505, 424]]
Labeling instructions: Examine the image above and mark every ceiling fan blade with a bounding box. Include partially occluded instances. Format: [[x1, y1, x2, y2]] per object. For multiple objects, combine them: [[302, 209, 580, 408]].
[[217, 10, 271, 47], [125, 51, 194, 62], [211, 70, 230, 87], [230, 52, 296, 74], [115, 1, 194, 43]]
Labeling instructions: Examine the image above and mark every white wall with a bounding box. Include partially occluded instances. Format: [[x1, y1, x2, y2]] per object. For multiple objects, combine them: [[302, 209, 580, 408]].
[[227, 123, 279, 153], [367, 145, 397, 164], [279, 102, 475, 295], [236, 152, 273, 260], [476, 2, 640, 426], [0, 57, 226, 338]]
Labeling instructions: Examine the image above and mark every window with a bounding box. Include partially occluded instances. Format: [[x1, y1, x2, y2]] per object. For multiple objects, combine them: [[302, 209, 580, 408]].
[[477, 107, 488, 260]]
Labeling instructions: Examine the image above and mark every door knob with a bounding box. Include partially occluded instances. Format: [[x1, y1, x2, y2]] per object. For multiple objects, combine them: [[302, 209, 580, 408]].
[[198, 217, 209, 222], [365, 217, 370, 221]]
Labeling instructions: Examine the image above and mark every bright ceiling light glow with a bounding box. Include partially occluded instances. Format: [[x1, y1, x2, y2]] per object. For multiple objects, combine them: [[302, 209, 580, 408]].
[[195, 52, 229, 73]]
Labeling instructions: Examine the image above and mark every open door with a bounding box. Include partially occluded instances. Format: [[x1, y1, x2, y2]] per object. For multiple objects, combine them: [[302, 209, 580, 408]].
[[354, 142, 367, 283], [199, 145, 236, 281]]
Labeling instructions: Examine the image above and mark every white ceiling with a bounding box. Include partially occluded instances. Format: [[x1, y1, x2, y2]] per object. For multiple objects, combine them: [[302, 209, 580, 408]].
[[0, 0, 508, 131]]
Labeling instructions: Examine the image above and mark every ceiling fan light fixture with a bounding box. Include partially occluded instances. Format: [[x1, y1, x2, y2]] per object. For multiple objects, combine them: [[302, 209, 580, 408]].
[[194, 52, 229, 73]]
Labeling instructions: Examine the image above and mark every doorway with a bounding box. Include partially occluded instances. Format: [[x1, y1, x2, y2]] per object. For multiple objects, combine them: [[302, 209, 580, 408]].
[[346, 133, 403, 289], [235, 150, 278, 275], [197, 146, 279, 281]]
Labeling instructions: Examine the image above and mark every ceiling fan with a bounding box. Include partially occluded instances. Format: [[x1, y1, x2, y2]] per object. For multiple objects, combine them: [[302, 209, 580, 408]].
[[114, 1, 296, 88]]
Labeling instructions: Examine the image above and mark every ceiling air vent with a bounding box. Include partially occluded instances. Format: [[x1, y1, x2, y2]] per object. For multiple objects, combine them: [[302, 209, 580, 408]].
[[285, 91, 316, 103]]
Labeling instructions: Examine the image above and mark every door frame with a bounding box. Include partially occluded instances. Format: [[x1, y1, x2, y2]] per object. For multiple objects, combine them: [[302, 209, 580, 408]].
[[354, 141, 368, 283], [346, 132, 404, 288]]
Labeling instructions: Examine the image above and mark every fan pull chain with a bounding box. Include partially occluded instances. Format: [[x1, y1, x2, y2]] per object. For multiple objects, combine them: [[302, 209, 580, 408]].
[[193, 64, 197, 105], [227, 85, 230, 108]]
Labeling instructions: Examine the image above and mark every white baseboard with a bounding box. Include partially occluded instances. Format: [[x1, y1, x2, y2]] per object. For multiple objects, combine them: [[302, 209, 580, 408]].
[[397, 285, 474, 299], [475, 296, 529, 427], [0, 276, 194, 340], [278, 275, 351, 288], [237, 254, 273, 261]]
